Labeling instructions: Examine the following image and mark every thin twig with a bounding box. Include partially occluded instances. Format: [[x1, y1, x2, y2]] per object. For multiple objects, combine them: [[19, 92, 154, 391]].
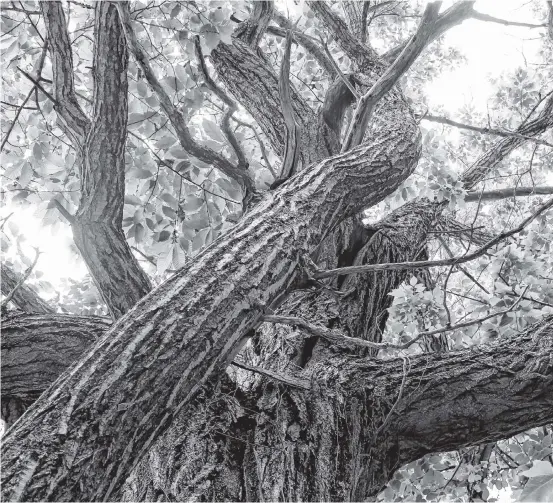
[[262, 287, 527, 352], [231, 360, 310, 390]]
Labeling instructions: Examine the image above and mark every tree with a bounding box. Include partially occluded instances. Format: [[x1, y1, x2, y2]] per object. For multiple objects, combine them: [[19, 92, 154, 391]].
[[1, 1, 553, 501]]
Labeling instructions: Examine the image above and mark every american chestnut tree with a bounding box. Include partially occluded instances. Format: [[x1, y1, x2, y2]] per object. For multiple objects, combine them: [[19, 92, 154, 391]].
[[1, 1, 553, 501]]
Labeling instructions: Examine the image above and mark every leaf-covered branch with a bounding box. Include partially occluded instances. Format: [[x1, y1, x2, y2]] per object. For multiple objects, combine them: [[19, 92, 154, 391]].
[[116, 2, 254, 197]]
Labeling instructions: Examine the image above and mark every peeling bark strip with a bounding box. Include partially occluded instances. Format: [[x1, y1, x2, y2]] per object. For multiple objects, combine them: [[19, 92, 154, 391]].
[[0, 79, 420, 500], [42, 2, 152, 319]]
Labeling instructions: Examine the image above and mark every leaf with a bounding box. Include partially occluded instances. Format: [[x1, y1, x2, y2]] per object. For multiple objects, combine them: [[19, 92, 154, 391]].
[[521, 461, 553, 478], [160, 193, 178, 206], [137, 81, 148, 97], [519, 475, 553, 502], [162, 206, 177, 219], [124, 194, 142, 205], [131, 168, 154, 179], [155, 135, 177, 150], [181, 196, 204, 212], [19, 162, 33, 188]]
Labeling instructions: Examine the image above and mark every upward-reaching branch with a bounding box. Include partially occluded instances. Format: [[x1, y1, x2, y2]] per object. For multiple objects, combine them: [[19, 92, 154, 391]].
[[40, 2, 90, 145], [342, 2, 442, 152], [116, 2, 254, 200], [277, 30, 301, 181]]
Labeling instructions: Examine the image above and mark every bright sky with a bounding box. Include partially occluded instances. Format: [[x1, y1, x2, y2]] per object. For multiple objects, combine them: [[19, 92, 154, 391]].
[[1, 1, 549, 294]]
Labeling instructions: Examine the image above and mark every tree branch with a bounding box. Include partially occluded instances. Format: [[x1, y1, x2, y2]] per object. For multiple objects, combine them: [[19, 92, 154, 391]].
[[0, 263, 54, 314], [231, 360, 310, 390], [193, 36, 249, 172], [116, 2, 254, 197], [461, 93, 553, 189], [277, 29, 301, 181], [40, 1, 90, 145], [1, 42, 48, 153], [270, 12, 336, 77], [342, 2, 442, 152], [315, 196, 553, 279], [262, 288, 526, 352], [420, 113, 553, 148], [1, 250, 42, 312], [465, 186, 553, 202], [307, 1, 375, 67]]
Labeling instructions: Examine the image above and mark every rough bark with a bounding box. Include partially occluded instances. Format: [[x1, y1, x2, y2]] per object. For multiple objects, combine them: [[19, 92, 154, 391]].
[[130, 315, 553, 501], [1, 312, 110, 428], [0, 70, 420, 498], [0, 263, 54, 314], [41, 2, 152, 320]]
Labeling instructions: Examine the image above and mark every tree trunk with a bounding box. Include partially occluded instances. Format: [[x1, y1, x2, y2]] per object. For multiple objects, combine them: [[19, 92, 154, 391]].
[[41, 2, 152, 320]]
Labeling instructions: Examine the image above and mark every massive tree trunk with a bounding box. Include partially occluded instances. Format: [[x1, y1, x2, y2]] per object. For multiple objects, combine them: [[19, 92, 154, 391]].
[[2, 2, 552, 502]]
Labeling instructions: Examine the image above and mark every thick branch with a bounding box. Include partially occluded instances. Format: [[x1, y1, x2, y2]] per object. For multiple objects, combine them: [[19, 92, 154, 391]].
[[193, 36, 248, 171], [461, 93, 553, 189], [0, 263, 53, 314], [307, 1, 375, 67], [69, 2, 152, 319], [40, 1, 90, 145], [465, 186, 553, 202], [342, 2, 442, 151], [1, 250, 40, 312], [1, 311, 110, 401]]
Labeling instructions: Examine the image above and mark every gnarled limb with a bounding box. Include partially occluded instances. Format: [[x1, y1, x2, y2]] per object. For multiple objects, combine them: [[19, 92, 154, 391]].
[[0, 61, 421, 499]]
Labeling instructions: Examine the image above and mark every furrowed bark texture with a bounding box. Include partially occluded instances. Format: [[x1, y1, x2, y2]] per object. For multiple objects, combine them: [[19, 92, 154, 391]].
[[0, 83, 420, 499], [0, 263, 54, 314], [127, 316, 553, 501], [1, 312, 110, 428], [211, 39, 340, 166], [42, 1, 152, 320]]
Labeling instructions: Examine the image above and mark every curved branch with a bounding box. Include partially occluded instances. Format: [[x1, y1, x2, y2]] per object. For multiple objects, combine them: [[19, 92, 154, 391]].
[[277, 29, 301, 180], [342, 2, 442, 151], [116, 3, 254, 196]]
